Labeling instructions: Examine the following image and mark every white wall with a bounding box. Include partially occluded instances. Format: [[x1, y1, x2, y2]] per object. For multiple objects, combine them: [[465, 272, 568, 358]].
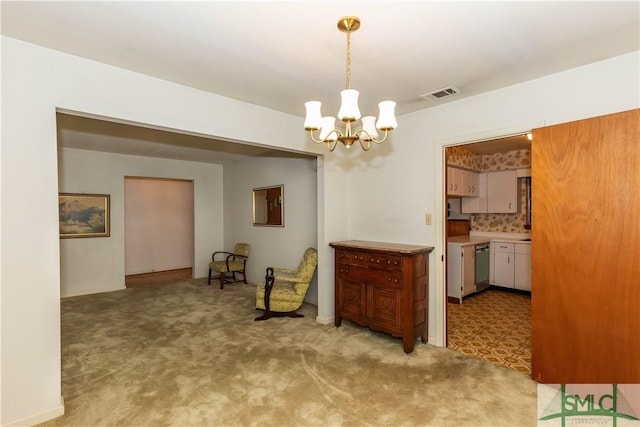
[[124, 178, 195, 276], [348, 51, 640, 345], [58, 148, 221, 297], [222, 156, 319, 305], [1, 37, 344, 426]]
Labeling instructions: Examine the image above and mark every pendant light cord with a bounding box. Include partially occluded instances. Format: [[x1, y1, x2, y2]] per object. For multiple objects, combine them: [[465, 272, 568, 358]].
[[346, 29, 352, 89]]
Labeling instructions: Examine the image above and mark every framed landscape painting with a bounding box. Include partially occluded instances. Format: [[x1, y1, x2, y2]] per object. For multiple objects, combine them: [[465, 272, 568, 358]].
[[59, 193, 110, 238]]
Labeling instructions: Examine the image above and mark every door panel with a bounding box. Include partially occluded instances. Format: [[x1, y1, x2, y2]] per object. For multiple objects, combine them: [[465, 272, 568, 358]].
[[338, 277, 366, 319], [462, 245, 475, 296], [531, 109, 640, 383], [368, 284, 402, 332]]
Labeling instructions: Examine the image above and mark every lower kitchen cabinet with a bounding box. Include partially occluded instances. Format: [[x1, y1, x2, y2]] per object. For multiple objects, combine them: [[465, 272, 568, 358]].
[[514, 243, 531, 291], [491, 241, 531, 291], [447, 243, 475, 303], [493, 242, 514, 287]]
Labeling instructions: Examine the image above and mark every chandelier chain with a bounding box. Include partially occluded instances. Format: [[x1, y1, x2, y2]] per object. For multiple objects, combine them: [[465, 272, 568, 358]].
[[346, 29, 351, 89]]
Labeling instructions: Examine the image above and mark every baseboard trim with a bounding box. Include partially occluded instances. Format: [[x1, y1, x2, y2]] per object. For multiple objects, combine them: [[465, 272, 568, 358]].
[[61, 285, 126, 298], [3, 396, 64, 426]]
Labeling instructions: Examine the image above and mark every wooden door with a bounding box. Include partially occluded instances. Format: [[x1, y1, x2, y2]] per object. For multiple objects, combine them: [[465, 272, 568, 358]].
[[531, 109, 640, 383]]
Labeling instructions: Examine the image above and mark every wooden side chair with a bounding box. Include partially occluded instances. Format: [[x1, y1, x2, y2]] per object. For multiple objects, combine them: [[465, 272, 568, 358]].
[[255, 247, 318, 321], [208, 243, 250, 290]]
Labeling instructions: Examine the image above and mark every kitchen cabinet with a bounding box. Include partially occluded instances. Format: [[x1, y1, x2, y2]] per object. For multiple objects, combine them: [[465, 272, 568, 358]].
[[462, 169, 479, 196], [514, 243, 531, 291], [447, 243, 475, 303], [487, 170, 520, 213], [461, 172, 488, 213], [462, 170, 521, 213], [447, 167, 461, 196], [493, 242, 514, 286], [330, 240, 434, 353], [447, 167, 478, 197], [491, 241, 531, 291]]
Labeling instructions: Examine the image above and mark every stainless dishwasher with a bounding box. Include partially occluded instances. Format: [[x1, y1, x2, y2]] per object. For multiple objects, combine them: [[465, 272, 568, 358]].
[[475, 243, 490, 291]]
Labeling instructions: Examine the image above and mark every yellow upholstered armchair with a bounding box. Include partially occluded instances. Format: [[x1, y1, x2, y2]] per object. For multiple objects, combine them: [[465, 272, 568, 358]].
[[255, 247, 318, 321], [208, 243, 250, 290]]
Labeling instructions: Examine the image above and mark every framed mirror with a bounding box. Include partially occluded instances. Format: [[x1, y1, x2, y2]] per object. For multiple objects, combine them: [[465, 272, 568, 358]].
[[252, 185, 284, 227]]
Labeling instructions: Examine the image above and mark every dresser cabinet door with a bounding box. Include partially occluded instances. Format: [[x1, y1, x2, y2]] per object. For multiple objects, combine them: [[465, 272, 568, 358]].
[[337, 274, 366, 319], [368, 284, 402, 332]]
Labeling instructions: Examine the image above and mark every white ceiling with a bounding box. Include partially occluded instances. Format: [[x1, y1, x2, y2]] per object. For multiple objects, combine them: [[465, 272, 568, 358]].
[[3, 1, 639, 161]]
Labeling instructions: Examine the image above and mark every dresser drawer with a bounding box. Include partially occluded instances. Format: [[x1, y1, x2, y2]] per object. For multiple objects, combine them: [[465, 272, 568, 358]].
[[336, 264, 402, 288], [335, 249, 402, 271]]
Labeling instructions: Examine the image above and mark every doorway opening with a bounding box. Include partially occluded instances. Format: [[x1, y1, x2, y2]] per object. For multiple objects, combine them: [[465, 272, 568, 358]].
[[124, 177, 195, 287], [444, 133, 532, 375]]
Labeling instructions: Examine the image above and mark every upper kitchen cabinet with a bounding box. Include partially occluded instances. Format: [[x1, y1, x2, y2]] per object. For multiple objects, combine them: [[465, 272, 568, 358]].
[[461, 170, 520, 213], [461, 173, 487, 213], [463, 170, 479, 197], [487, 170, 520, 213], [447, 167, 478, 197]]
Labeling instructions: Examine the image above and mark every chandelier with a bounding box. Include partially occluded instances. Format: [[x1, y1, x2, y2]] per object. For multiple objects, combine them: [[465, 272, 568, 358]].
[[303, 16, 397, 152]]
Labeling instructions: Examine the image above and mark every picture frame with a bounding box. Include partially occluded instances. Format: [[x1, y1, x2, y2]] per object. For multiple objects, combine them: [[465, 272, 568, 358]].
[[59, 193, 110, 238], [252, 185, 284, 227]]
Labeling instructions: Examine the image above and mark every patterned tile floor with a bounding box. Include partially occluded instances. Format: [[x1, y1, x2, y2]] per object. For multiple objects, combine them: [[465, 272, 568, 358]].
[[447, 287, 531, 375]]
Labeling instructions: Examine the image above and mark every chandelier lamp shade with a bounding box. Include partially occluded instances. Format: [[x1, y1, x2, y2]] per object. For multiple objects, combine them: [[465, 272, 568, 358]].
[[304, 16, 397, 152]]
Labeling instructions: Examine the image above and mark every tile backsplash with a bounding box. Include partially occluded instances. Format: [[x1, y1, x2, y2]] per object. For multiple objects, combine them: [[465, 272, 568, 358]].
[[448, 147, 531, 233]]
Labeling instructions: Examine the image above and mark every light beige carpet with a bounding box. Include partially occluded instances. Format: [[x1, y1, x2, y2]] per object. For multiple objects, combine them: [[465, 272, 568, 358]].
[[40, 278, 538, 426]]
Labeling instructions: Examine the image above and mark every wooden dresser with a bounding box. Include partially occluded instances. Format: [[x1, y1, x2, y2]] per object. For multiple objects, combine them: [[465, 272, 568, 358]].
[[329, 240, 434, 353]]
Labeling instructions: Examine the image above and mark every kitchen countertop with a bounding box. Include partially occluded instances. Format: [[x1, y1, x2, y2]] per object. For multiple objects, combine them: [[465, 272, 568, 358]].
[[447, 235, 492, 246], [491, 237, 532, 243]]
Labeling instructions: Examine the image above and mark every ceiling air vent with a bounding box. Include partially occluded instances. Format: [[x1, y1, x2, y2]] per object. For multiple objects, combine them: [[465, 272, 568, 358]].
[[421, 86, 462, 101]]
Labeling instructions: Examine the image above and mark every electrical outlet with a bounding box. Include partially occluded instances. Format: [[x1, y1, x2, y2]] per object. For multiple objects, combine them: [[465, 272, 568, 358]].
[[425, 213, 433, 225]]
